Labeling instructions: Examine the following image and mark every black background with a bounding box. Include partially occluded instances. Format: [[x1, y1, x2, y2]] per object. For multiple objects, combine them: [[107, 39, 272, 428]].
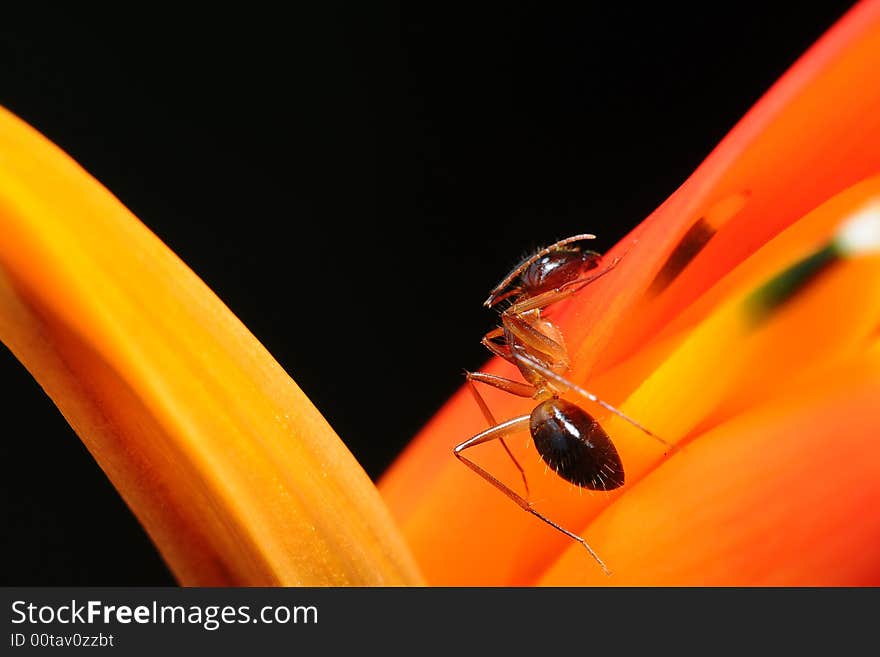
[[0, 2, 855, 584]]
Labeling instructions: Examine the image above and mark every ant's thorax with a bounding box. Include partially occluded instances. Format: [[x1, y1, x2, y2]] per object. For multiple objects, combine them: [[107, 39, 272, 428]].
[[501, 308, 571, 397]]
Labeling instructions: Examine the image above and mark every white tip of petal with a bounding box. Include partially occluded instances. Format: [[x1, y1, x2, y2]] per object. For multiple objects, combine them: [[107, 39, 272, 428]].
[[835, 200, 880, 255]]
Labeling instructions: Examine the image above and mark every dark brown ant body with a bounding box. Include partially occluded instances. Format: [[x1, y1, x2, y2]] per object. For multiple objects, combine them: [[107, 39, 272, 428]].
[[453, 234, 670, 574]]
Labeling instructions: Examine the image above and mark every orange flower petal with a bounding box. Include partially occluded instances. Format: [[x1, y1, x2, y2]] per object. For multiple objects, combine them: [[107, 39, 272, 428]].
[[0, 107, 422, 585], [380, 0, 880, 585], [603, 181, 880, 452], [595, 0, 880, 372], [539, 353, 880, 585]]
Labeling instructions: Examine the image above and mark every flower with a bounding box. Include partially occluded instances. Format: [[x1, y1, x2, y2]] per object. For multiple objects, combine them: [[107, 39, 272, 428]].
[[2, 1, 880, 587], [379, 0, 880, 585]]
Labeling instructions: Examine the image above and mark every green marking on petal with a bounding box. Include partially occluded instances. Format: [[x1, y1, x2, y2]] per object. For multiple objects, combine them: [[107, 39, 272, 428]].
[[745, 242, 841, 325]]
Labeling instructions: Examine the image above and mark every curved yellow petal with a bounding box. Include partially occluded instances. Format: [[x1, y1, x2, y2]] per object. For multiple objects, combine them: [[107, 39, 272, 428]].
[[0, 107, 422, 585], [540, 351, 880, 585], [604, 179, 880, 460]]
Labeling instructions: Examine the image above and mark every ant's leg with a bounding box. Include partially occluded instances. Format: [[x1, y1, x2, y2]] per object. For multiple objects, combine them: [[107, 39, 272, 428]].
[[453, 415, 612, 575], [513, 351, 678, 454], [481, 327, 518, 366], [502, 313, 569, 369], [482, 326, 558, 373], [467, 371, 534, 398], [508, 256, 623, 315], [482, 336, 515, 364], [466, 373, 534, 495]]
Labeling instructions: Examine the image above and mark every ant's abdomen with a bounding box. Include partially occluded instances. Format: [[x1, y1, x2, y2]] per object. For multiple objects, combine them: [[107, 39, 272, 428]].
[[530, 398, 625, 490]]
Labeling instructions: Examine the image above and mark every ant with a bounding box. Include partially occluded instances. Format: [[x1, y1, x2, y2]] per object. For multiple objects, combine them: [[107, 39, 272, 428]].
[[453, 234, 673, 574]]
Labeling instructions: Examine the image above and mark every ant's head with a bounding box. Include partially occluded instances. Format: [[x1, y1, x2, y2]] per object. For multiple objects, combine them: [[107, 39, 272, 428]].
[[520, 244, 599, 299], [484, 235, 600, 308]]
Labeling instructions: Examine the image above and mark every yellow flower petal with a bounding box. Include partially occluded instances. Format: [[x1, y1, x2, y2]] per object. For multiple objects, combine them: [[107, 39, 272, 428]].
[[540, 351, 880, 585], [0, 107, 422, 585], [605, 177, 880, 455]]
